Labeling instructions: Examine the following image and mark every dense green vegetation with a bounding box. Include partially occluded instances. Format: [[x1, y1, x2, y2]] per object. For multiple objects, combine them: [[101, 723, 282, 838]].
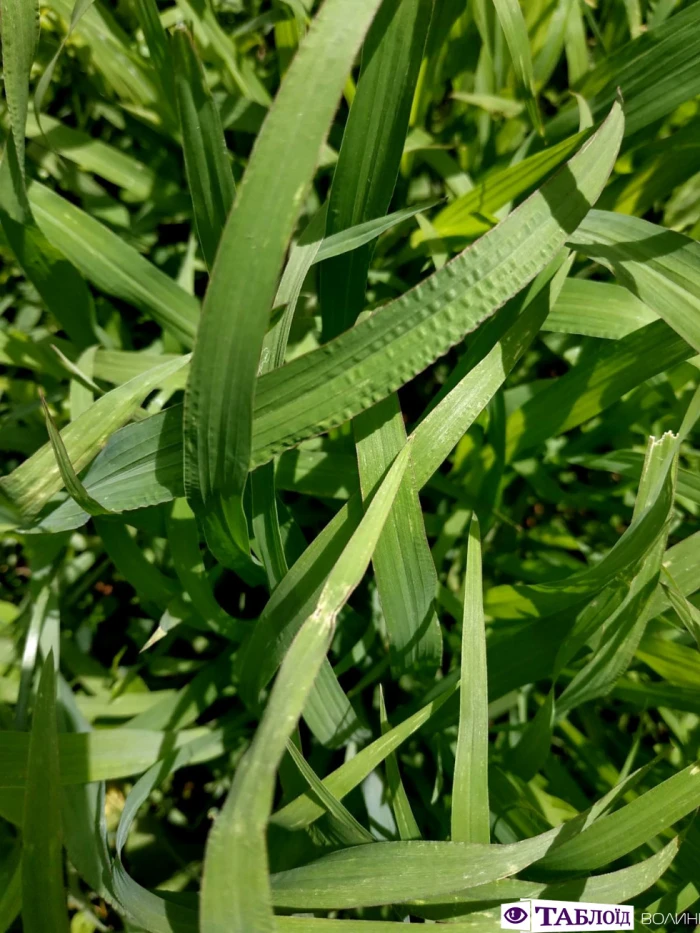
[[1, 0, 700, 930]]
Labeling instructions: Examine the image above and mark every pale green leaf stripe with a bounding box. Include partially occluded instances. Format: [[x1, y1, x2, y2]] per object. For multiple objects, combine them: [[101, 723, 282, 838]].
[[544, 278, 657, 340], [572, 210, 700, 354], [452, 514, 489, 844], [424, 129, 586, 241], [184, 0, 386, 515], [27, 181, 199, 347], [172, 25, 236, 270], [270, 829, 559, 909], [240, 292, 550, 705], [547, 2, 700, 139], [21, 657, 69, 933], [0, 355, 190, 521], [492, 0, 542, 134], [0, 0, 39, 174], [201, 443, 412, 933], [536, 761, 700, 873], [249, 101, 624, 463]]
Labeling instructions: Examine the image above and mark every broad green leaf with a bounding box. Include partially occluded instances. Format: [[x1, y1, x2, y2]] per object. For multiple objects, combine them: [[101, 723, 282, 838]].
[[23, 110, 159, 201], [0, 0, 39, 174], [0, 144, 100, 351], [200, 441, 412, 933], [319, 0, 432, 339], [28, 181, 200, 347], [270, 829, 560, 909], [172, 26, 236, 270], [318, 0, 438, 672], [452, 514, 490, 844], [21, 656, 69, 933], [414, 837, 679, 920], [0, 724, 233, 791], [547, 3, 700, 139], [421, 135, 587, 245], [572, 210, 700, 354], [239, 285, 552, 705], [545, 278, 657, 339], [184, 0, 387, 561], [536, 761, 700, 873], [249, 101, 623, 464]]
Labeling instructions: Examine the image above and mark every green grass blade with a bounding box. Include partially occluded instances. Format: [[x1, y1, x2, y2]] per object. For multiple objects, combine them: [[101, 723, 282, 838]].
[[239, 290, 549, 704], [378, 686, 421, 840], [319, 0, 432, 340], [28, 181, 200, 347], [183, 0, 386, 558], [270, 830, 560, 909], [250, 101, 623, 463], [492, 0, 543, 134], [536, 761, 700, 873], [572, 210, 700, 355], [452, 514, 490, 843], [39, 394, 112, 516], [21, 655, 69, 933], [200, 441, 412, 932], [0, 0, 39, 175], [172, 26, 236, 270]]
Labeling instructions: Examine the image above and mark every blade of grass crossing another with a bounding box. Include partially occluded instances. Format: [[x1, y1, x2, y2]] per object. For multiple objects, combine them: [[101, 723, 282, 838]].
[[21, 655, 69, 933], [451, 514, 490, 844], [249, 101, 624, 463], [200, 441, 413, 932], [239, 280, 557, 705], [184, 0, 386, 565]]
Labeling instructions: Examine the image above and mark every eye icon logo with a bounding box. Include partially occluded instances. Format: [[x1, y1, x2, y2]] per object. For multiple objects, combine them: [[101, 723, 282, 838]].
[[501, 902, 531, 930]]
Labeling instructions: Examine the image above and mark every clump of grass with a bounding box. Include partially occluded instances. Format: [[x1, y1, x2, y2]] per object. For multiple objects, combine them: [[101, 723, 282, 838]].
[[1, 0, 700, 930]]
